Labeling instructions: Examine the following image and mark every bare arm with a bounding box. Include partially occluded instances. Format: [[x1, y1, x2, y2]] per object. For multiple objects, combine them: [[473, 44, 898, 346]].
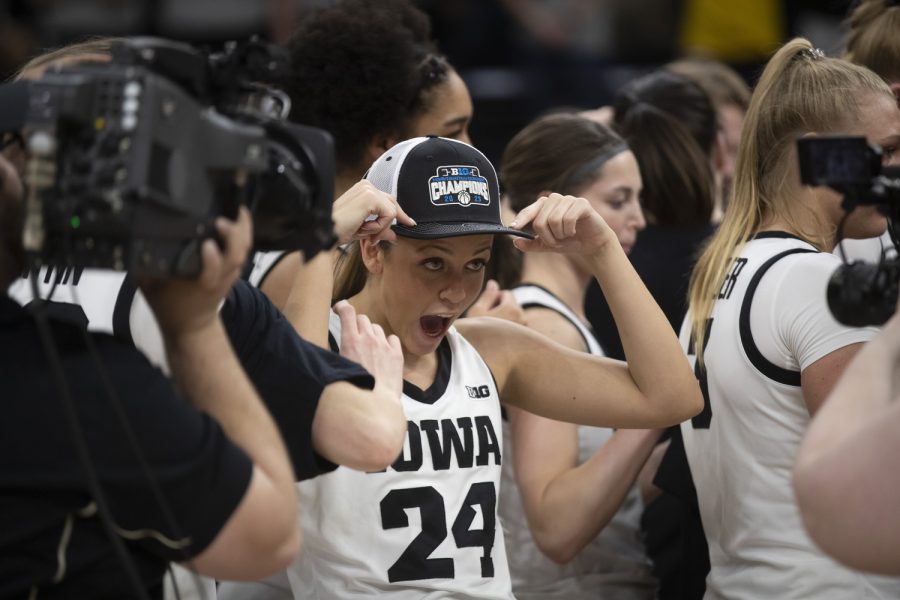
[[142, 209, 299, 580], [794, 315, 900, 574], [311, 300, 407, 472], [463, 194, 703, 428], [507, 309, 660, 564]]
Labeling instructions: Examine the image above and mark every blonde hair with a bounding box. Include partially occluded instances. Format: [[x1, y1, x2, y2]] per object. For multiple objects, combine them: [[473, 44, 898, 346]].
[[687, 38, 893, 361], [666, 57, 752, 111], [14, 37, 122, 81], [845, 0, 900, 83], [333, 240, 395, 301]]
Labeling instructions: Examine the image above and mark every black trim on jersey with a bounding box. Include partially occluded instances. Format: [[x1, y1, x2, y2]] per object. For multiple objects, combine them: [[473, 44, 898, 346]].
[[327, 331, 339, 353], [112, 276, 137, 345], [751, 231, 808, 242], [402, 337, 452, 404], [252, 251, 294, 289], [515, 282, 593, 354], [738, 247, 816, 386]]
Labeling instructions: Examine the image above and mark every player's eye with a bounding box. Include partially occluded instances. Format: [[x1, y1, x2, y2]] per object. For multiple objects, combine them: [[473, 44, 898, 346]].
[[466, 259, 486, 272], [422, 258, 443, 271]]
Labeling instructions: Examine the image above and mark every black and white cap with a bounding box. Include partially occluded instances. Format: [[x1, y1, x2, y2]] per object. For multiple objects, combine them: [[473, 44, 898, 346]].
[[365, 136, 533, 239]]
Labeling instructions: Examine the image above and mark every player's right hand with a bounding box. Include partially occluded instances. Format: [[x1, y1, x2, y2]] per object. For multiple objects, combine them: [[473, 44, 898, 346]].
[[331, 180, 416, 245], [335, 299, 404, 398]]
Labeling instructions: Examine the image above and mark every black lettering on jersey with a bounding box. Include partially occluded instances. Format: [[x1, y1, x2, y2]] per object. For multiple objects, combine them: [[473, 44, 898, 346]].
[[718, 258, 747, 300], [474, 416, 501, 466], [25, 265, 85, 286], [392, 421, 424, 472], [465, 385, 491, 399], [422, 417, 475, 470]]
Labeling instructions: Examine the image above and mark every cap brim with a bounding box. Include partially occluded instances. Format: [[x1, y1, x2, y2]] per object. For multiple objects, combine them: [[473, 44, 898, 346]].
[[392, 222, 535, 240]]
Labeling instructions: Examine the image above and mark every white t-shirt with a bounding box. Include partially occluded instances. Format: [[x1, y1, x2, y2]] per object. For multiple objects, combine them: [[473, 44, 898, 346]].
[[679, 232, 900, 599], [499, 284, 655, 599]]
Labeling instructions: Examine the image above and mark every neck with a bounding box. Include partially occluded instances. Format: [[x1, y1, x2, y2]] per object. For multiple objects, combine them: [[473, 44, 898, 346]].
[[519, 253, 591, 320], [756, 187, 834, 251]]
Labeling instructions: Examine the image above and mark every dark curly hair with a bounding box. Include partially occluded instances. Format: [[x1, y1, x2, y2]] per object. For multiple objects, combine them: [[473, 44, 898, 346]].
[[284, 0, 450, 171]]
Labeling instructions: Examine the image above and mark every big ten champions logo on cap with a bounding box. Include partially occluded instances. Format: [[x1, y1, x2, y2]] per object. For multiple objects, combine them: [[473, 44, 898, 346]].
[[428, 165, 491, 208]]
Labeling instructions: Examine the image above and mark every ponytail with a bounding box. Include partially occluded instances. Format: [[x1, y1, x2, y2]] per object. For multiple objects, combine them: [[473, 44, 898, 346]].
[[687, 38, 893, 362], [333, 242, 369, 301]]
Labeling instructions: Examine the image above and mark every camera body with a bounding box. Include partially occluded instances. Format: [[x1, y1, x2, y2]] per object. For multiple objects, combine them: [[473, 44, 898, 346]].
[[0, 37, 335, 278], [797, 136, 900, 326]]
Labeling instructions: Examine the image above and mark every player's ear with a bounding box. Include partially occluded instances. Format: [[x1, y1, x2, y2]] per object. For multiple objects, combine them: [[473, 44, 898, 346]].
[[359, 238, 387, 275]]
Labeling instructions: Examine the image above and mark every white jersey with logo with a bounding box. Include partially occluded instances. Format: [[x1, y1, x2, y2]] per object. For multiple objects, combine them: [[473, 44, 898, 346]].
[[679, 232, 900, 599], [281, 309, 513, 599], [499, 284, 655, 599]]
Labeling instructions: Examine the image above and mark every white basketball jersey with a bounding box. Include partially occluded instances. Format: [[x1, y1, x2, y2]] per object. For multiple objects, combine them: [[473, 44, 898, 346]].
[[246, 250, 286, 288], [7, 267, 168, 370], [500, 284, 654, 599], [679, 232, 899, 599], [282, 310, 513, 599]]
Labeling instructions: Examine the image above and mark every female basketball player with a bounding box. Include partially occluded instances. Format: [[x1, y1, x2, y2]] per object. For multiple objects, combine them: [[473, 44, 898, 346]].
[[494, 113, 657, 598], [269, 135, 703, 599], [681, 38, 900, 598]]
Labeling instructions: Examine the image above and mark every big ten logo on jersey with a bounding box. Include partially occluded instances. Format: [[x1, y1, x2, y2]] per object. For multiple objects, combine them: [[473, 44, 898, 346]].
[[466, 384, 490, 399], [429, 165, 491, 208], [718, 257, 748, 300]]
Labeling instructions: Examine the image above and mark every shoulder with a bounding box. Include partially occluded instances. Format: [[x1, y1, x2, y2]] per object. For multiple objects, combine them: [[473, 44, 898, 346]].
[[522, 307, 586, 352]]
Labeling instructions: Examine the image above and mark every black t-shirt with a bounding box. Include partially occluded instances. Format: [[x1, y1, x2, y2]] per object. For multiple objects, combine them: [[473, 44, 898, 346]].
[[0, 296, 252, 599], [220, 280, 375, 479], [585, 222, 715, 359]]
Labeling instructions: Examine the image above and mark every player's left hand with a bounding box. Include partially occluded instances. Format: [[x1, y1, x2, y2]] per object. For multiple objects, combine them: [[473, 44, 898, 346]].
[[509, 193, 619, 255]]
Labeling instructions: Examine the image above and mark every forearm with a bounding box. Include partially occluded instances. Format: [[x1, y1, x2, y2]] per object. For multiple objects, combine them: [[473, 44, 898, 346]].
[[281, 250, 337, 348], [524, 428, 659, 563], [312, 380, 406, 472], [794, 399, 900, 573], [165, 320, 296, 515], [587, 246, 701, 420]]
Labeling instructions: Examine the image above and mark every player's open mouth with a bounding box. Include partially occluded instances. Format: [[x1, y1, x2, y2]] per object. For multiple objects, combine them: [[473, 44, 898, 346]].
[[420, 315, 452, 338]]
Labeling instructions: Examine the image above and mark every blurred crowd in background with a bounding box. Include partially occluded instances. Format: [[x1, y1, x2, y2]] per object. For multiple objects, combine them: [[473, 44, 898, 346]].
[[0, 0, 854, 163]]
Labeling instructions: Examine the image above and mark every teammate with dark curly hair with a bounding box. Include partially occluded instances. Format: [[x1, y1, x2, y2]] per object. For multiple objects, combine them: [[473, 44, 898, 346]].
[[248, 0, 475, 343]]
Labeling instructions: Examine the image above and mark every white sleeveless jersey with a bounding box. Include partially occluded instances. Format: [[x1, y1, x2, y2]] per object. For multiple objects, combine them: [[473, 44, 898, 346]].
[[247, 250, 287, 288], [281, 310, 513, 599], [679, 232, 900, 599], [499, 284, 655, 600]]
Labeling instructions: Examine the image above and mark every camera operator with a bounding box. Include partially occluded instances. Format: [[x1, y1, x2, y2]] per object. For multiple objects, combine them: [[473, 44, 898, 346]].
[[835, 0, 900, 263], [791, 1, 900, 574], [0, 154, 300, 597], [7, 38, 409, 478], [4, 38, 410, 598]]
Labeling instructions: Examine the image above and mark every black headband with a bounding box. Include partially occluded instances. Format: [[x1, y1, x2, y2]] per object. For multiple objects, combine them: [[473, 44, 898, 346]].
[[559, 143, 629, 193]]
